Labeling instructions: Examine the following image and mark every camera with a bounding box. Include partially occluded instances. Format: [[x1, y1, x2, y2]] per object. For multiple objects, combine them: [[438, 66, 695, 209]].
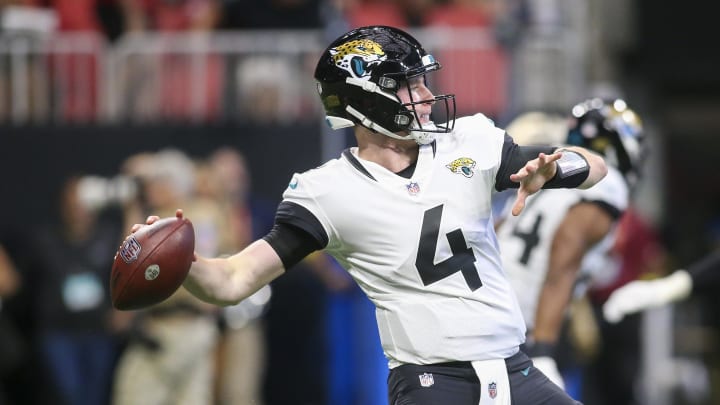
[[76, 175, 141, 211]]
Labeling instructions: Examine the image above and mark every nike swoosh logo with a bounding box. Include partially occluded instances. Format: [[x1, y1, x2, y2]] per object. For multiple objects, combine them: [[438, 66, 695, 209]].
[[521, 367, 530, 376]]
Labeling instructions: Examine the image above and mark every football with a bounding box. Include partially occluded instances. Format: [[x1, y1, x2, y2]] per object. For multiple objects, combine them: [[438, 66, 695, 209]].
[[110, 216, 195, 310]]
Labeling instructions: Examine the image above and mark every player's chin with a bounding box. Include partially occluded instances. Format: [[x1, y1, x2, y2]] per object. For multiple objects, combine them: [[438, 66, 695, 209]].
[[416, 115, 432, 125]]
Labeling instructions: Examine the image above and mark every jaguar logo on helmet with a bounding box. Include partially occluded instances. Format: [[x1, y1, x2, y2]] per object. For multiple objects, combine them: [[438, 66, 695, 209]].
[[330, 39, 386, 79]]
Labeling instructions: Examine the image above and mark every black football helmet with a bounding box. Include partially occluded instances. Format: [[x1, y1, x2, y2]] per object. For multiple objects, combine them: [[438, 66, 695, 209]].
[[314, 25, 456, 145], [567, 98, 645, 185]]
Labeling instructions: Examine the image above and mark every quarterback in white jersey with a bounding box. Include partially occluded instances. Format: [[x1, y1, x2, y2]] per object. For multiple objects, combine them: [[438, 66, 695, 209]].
[[498, 99, 645, 389], [129, 26, 608, 404], [284, 113, 528, 367]]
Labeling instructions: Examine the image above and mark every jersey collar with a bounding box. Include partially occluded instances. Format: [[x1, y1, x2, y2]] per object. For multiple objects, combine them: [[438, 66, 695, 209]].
[[342, 148, 377, 181]]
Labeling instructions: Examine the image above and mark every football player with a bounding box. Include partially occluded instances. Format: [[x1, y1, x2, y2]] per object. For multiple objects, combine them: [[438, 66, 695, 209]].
[[496, 99, 645, 389], [132, 26, 608, 404]]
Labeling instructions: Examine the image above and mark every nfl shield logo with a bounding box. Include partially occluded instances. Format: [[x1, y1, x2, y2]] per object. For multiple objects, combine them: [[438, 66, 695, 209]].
[[406, 181, 420, 196], [418, 373, 434, 387], [119, 236, 142, 264], [488, 381, 497, 399]]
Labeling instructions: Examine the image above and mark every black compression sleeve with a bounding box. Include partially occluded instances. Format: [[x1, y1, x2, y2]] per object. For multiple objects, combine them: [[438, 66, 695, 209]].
[[688, 250, 720, 294], [495, 134, 556, 191], [274, 201, 329, 247], [261, 201, 329, 270], [262, 222, 323, 270]]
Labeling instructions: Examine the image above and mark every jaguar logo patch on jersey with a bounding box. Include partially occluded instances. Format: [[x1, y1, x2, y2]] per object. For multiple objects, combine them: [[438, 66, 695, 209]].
[[446, 157, 476, 178], [330, 39, 386, 78], [488, 381, 497, 399], [419, 373, 434, 387]]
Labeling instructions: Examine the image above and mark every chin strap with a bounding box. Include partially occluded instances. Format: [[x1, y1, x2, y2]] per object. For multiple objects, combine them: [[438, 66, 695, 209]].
[[344, 105, 436, 145]]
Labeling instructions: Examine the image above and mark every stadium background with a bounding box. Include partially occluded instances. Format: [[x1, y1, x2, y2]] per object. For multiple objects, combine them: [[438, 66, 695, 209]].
[[0, 0, 718, 404]]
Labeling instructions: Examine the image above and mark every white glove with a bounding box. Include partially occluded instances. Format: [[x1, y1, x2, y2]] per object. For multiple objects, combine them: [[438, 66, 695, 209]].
[[603, 270, 693, 323], [532, 356, 565, 390]]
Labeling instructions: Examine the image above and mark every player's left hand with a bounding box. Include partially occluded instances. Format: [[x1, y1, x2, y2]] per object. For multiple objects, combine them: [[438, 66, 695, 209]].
[[510, 151, 562, 216]]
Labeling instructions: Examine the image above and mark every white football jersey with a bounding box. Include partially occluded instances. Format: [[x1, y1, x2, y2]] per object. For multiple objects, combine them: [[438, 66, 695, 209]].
[[282, 114, 526, 368], [497, 166, 628, 330]]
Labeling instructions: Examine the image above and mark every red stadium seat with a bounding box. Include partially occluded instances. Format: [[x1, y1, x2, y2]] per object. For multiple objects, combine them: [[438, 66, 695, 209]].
[[425, 4, 508, 118], [345, 2, 408, 29]]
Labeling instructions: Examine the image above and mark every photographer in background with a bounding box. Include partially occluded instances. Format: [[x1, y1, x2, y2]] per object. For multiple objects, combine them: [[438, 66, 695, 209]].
[[31, 175, 124, 405], [111, 149, 220, 405]]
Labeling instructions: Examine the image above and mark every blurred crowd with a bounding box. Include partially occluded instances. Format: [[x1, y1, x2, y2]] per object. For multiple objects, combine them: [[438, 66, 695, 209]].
[[0, 0, 506, 35], [0, 0, 602, 123], [0, 146, 358, 405]]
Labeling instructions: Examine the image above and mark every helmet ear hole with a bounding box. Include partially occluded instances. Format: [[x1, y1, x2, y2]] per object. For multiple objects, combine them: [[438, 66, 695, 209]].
[[394, 112, 413, 128], [378, 77, 399, 91]]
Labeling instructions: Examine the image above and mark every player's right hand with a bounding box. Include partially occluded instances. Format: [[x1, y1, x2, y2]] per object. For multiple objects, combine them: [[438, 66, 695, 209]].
[[510, 151, 562, 216]]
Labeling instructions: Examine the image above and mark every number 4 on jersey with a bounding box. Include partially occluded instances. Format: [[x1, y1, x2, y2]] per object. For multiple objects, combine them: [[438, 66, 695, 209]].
[[415, 205, 482, 291], [512, 214, 542, 265]]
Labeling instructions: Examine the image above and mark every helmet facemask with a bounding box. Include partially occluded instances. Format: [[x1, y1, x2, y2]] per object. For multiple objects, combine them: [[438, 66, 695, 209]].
[[395, 74, 456, 145]]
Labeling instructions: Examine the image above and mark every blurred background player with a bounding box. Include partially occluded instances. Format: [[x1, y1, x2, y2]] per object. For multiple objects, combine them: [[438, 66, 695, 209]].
[[111, 149, 220, 405], [29, 175, 124, 405], [496, 98, 645, 397], [205, 147, 273, 405], [533, 99, 650, 405]]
